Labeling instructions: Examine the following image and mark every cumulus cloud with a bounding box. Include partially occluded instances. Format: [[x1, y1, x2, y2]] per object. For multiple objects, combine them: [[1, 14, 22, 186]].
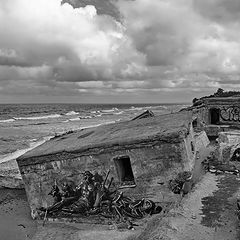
[[1, 0, 240, 102], [0, 0, 146, 88], [62, 0, 122, 20], [118, 0, 240, 87], [118, 0, 200, 67]]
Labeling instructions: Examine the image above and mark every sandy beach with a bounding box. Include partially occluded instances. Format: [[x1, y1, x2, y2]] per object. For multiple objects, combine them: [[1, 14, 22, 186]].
[[0, 188, 37, 240]]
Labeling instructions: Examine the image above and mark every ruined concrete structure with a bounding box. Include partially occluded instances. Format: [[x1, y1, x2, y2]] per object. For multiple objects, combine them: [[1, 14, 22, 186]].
[[131, 110, 154, 120], [218, 131, 240, 163], [16, 112, 208, 219], [190, 97, 240, 137]]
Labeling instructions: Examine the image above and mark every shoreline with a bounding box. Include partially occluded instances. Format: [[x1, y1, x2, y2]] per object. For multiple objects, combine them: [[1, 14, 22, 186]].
[[0, 119, 119, 165], [0, 136, 53, 165]]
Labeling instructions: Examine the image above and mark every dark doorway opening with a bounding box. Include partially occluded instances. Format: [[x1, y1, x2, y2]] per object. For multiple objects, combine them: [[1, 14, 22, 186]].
[[113, 155, 136, 188], [192, 118, 197, 128], [231, 148, 240, 162], [210, 108, 220, 124]]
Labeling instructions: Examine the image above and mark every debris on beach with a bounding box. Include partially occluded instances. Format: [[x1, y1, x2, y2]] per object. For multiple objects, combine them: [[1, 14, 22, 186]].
[[169, 171, 192, 195], [202, 155, 239, 175], [38, 170, 162, 228], [131, 110, 154, 121]]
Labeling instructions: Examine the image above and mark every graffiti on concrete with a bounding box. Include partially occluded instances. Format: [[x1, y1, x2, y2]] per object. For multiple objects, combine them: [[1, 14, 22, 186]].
[[220, 106, 240, 122], [38, 170, 162, 224]]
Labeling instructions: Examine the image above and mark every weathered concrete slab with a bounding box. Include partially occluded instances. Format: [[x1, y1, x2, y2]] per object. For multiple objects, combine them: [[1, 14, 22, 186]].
[[0, 175, 24, 189], [17, 112, 192, 166], [194, 131, 210, 152], [218, 131, 240, 162], [131, 110, 154, 121], [0, 159, 24, 189]]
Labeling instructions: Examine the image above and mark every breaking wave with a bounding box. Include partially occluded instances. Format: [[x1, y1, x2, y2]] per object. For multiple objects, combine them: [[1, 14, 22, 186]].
[[101, 108, 119, 113], [80, 116, 92, 119], [94, 108, 122, 116], [69, 117, 81, 121], [13, 114, 62, 120], [65, 111, 79, 116], [0, 119, 15, 123], [113, 111, 123, 115], [129, 106, 143, 111]]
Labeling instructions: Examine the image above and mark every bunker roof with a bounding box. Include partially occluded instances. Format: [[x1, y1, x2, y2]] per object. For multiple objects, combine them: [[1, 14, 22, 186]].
[[17, 112, 192, 166], [202, 96, 240, 105]]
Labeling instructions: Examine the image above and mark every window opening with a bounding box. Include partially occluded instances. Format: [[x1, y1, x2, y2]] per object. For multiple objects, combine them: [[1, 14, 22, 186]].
[[113, 155, 136, 188], [209, 108, 220, 124], [191, 141, 195, 153], [192, 119, 197, 128]]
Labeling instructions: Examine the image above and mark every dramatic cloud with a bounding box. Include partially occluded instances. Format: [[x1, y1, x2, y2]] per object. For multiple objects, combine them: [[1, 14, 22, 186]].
[[62, 0, 122, 20], [0, 0, 146, 88], [0, 0, 240, 103]]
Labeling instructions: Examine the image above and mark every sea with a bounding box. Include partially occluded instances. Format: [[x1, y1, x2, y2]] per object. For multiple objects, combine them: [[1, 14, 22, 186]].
[[0, 103, 189, 164]]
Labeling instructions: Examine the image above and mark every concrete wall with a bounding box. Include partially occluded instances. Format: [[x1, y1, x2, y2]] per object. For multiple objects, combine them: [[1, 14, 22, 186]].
[[218, 131, 240, 163], [19, 136, 196, 219], [182, 123, 196, 171], [194, 131, 210, 152], [199, 103, 240, 126], [193, 107, 208, 127], [193, 103, 240, 137]]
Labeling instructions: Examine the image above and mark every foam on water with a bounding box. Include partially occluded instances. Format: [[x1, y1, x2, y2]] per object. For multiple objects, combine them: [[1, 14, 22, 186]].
[[13, 114, 61, 120], [69, 117, 81, 121], [80, 116, 92, 119], [0, 119, 15, 123], [65, 111, 79, 116]]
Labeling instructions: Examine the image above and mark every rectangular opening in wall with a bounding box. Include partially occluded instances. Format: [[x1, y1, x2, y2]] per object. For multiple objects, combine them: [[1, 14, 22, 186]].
[[113, 155, 136, 189], [209, 108, 220, 124]]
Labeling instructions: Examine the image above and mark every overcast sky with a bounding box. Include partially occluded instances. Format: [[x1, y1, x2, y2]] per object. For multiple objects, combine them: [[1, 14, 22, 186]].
[[0, 0, 240, 103]]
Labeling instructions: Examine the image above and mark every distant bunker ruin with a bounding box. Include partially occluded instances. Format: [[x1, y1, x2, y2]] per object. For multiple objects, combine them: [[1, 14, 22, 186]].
[[16, 112, 208, 219], [191, 97, 240, 137]]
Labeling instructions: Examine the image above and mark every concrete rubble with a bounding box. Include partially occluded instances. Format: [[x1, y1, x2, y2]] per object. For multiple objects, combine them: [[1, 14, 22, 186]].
[[0, 159, 24, 189]]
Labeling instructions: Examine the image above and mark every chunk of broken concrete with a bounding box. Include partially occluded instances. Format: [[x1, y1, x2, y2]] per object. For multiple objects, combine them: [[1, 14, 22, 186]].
[[0, 159, 24, 189], [0, 175, 24, 189]]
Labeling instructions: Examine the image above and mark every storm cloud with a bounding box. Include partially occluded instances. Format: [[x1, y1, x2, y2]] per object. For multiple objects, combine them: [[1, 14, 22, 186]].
[[0, 0, 240, 103]]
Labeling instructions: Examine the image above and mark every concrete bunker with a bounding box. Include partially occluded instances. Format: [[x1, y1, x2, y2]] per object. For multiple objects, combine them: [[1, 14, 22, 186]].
[[188, 91, 240, 137], [209, 108, 220, 125], [16, 112, 207, 220], [113, 155, 136, 188]]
